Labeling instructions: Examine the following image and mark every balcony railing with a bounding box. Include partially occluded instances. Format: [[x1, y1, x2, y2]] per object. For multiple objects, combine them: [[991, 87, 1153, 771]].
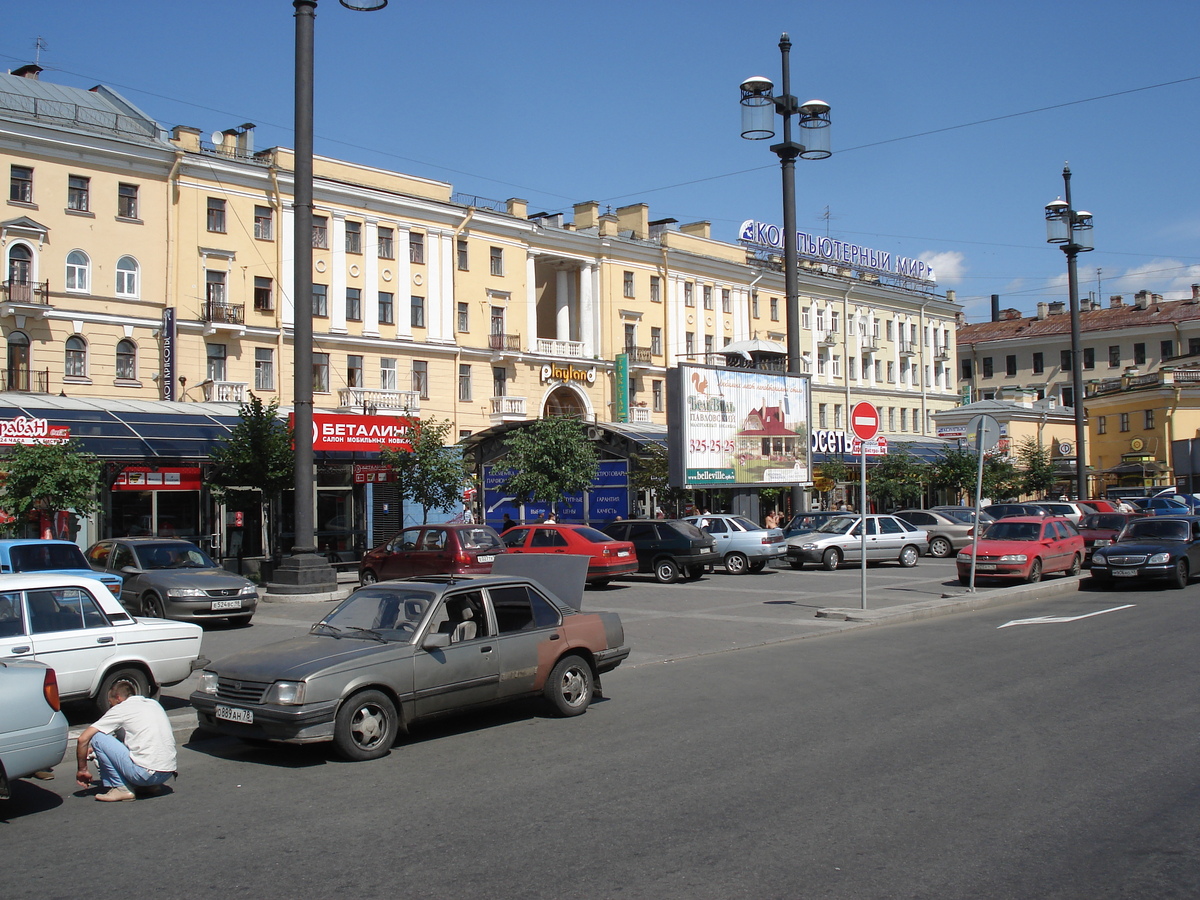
[[1, 280, 50, 306], [536, 338, 585, 358], [0, 368, 49, 393], [337, 388, 421, 413], [490, 396, 527, 419], [202, 381, 247, 403], [899, 340, 917, 356], [204, 298, 245, 325], [624, 346, 653, 364], [489, 333, 521, 353], [628, 407, 652, 424], [934, 347, 951, 361], [817, 332, 838, 347]]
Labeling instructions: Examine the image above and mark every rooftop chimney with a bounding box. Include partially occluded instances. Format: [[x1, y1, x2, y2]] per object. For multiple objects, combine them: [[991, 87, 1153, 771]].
[[1048, 301, 1066, 315], [991, 294, 1001, 323], [1192, 284, 1200, 302], [1110, 294, 1124, 308], [573, 201, 600, 231], [1036, 302, 1049, 320], [1003, 308, 1022, 320], [1135, 290, 1151, 310], [945, 289, 956, 303]]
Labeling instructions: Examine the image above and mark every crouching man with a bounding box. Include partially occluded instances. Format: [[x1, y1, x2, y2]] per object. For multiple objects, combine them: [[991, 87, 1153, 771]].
[[76, 683, 177, 802]]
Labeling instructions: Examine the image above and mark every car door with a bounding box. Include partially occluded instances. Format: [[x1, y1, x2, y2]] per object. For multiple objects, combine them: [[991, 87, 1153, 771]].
[[411, 527, 452, 576], [382, 527, 422, 580], [1041, 521, 1067, 571], [23, 585, 118, 698], [106, 542, 143, 611], [839, 518, 872, 561], [697, 517, 731, 556], [625, 522, 658, 569], [486, 582, 564, 698], [530, 527, 570, 555], [875, 516, 907, 561], [412, 589, 498, 717], [0, 588, 34, 663]]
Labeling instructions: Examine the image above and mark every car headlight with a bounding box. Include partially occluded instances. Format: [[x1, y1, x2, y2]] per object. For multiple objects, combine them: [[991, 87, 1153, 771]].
[[1149, 552, 1171, 565], [956, 551, 971, 561], [198, 671, 218, 694], [801, 542, 817, 550], [268, 681, 306, 705], [167, 587, 208, 598], [240, 583, 258, 595], [1092, 551, 1107, 563], [998, 554, 1028, 563]]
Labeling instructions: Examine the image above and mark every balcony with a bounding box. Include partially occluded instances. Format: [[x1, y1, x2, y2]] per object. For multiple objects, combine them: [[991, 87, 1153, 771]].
[[536, 337, 586, 358], [861, 336, 881, 353], [934, 347, 951, 361], [490, 395, 527, 423], [489, 333, 521, 358], [0, 280, 51, 321], [899, 340, 917, 357], [202, 380, 247, 403], [203, 298, 246, 335], [337, 388, 421, 413], [624, 346, 653, 368], [628, 407, 652, 424], [817, 331, 838, 347], [0, 368, 49, 393]]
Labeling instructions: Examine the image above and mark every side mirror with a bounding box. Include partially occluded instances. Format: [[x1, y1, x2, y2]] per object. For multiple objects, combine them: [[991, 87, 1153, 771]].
[[422, 632, 450, 651], [120, 565, 144, 575]]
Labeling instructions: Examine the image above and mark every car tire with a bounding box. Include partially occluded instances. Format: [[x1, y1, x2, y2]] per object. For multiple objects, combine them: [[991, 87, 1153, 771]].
[[684, 565, 705, 580], [653, 558, 680, 584], [724, 552, 749, 575], [332, 690, 398, 761], [822, 548, 842, 571], [543, 654, 594, 717], [899, 545, 920, 568], [929, 536, 952, 558], [1026, 559, 1043, 584], [143, 593, 165, 619], [359, 569, 379, 587], [958, 574, 971, 586], [1170, 558, 1189, 590], [95, 667, 152, 714], [749, 560, 767, 573], [228, 615, 254, 627], [789, 560, 805, 570], [1067, 553, 1082, 577]]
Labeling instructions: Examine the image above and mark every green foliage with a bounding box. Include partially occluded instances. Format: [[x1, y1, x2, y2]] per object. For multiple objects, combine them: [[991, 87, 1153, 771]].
[[930, 447, 1020, 503], [380, 418, 467, 524], [867, 451, 927, 509], [1015, 437, 1057, 498], [500, 417, 599, 513], [629, 442, 692, 514], [206, 395, 294, 502], [0, 439, 102, 526]]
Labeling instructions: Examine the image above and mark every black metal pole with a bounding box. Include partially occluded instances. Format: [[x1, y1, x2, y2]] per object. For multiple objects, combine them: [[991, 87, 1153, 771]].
[[293, 0, 316, 554], [1062, 166, 1087, 500]]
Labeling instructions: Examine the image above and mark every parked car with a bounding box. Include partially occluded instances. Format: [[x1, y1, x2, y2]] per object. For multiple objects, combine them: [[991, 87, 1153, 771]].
[[956, 516, 1083, 585], [600, 519, 717, 584], [893, 509, 977, 558], [192, 568, 629, 760], [0, 661, 68, 800], [682, 514, 786, 574], [1145, 495, 1198, 516], [1125, 497, 1152, 512], [1089, 515, 1200, 589], [500, 524, 638, 586], [0, 539, 122, 598], [1036, 501, 1087, 525], [360, 524, 505, 586], [1077, 512, 1145, 562], [0, 573, 205, 712], [983, 503, 1053, 520], [929, 507, 995, 527], [785, 514, 928, 570], [86, 538, 258, 625], [1077, 499, 1118, 514], [781, 510, 855, 538]]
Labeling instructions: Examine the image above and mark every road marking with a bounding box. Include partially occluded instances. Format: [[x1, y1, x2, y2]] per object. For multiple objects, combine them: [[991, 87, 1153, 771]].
[[997, 604, 1135, 628]]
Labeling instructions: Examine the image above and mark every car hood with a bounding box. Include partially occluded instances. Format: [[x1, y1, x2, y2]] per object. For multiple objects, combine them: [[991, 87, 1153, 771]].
[[34, 567, 120, 583], [135, 568, 252, 588], [1098, 537, 1186, 554], [209, 633, 409, 682]]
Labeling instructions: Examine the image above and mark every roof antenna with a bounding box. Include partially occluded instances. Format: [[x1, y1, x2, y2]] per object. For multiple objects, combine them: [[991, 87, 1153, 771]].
[[34, 36, 48, 64]]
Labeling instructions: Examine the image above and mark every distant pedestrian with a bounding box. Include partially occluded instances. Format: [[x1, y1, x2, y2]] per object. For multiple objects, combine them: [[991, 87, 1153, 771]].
[[764, 510, 779, 529], [501, 513, 516, 532], [76, 683, 176, 802]]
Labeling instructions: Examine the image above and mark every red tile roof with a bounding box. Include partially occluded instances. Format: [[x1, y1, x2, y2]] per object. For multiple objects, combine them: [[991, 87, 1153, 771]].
[[959, 298, 1200, 347]]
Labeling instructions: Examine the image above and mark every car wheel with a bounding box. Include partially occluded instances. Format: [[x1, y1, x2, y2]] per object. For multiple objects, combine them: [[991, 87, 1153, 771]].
[[95, 667, 151, 714], [684, 565, 705, 580], [1170, 558, 1189, 590], [899, 545, 920, 568], [959, 574, 971, 586], [929, 536, 952, 558], [749, 560, 767, 573], [228, 615, 254, 628], [822, 548, 842, 571], [654, 558, 680, 584], [359, 568, 379, 587], [789, 560, 805, 570], [142, 593, 165, 619], [724, 552, 749, 575], [1067, 553, 1082, 577], [543, 654, 594, 717], [1026, 559, 1043, 584], [332, 690, 398, 761]]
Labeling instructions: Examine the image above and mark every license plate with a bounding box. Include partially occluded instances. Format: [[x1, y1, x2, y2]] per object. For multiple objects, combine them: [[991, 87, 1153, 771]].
[[699, 547, 713, 554], [211, 599, 242, 611], [477, 555, 495, 563], [215, 705, 254, 724], [1113, 569, 1139, 578], [617, 550, 630, 557], [976, 563, 997, 571]]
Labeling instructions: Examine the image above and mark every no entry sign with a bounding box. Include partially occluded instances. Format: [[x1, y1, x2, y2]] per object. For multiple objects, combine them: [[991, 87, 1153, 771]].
[[851, 401, 880, 441]]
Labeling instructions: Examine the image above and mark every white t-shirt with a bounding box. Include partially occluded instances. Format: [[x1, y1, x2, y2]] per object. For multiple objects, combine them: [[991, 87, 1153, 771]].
[[92, 696, 177, 774]]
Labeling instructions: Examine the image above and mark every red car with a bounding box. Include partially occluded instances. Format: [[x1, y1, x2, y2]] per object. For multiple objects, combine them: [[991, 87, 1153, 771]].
[[1078, 512, 1144, 562], [359, 524, 505, 585], [955, 516, 1084, 584], [1077, 499, 1118, 514], [501, 524, 639, 586]]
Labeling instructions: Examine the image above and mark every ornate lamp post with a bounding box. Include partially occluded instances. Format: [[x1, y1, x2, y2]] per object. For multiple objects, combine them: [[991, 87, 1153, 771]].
[[1044, 166, 1094, 500]]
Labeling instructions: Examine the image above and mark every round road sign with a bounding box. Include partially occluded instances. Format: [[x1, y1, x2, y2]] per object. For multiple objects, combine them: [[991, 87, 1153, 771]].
[[851, 401, 880, 441]]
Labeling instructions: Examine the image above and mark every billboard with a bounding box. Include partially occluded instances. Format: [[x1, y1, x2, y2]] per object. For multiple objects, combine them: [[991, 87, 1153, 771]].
[[667, 364, 811, 488]]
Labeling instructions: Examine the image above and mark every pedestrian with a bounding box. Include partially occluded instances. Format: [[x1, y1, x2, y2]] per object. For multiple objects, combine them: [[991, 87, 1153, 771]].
[[76, 683, 177, 802], [764, 510, 779, 529], [501, 513, 516, 532], [545, 514, 557, 524]]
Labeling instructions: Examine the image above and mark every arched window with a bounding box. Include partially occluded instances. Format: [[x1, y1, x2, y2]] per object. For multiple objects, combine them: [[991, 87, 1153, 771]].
[[115, 339, 136, 380], [65, 250, 89, 292], [115, 256, 139, 298], [7, 244, 32, 285], [6, 331, 30, 391], [65, 335, 87, 378]]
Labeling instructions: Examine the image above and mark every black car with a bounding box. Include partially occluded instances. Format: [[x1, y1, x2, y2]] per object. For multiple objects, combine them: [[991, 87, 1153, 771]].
[[1089, 515, 1200, 589], [600, 519, 717, 584], [983, 503, 1052, 520]]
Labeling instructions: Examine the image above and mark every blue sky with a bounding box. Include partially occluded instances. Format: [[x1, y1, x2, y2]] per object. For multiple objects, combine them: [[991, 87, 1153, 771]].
[[4, 1, 1198, 322]]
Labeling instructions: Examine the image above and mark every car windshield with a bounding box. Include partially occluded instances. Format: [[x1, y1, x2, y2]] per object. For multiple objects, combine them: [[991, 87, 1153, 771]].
[[319, 586, 438, 641], [1081, 514, 1131, 530], [10, 543, 90, 571], [457, 528, 502, 550], [573, 526, 619, 544], [1040, 504, 1073, 516], [815, 516, 857, 534], [670, 521, 708, 540], [1123, 519, 1190, 542], [982, 521, 1042, 542], [935, 509, 979, 525], [133, 542, 215, 569], [728, 516, 761, 532]]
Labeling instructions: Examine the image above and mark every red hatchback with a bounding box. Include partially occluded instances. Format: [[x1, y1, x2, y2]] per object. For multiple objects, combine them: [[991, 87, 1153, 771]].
[[956, 516, 1084, 585], [359, 524, 505, 585], [501, 524, 639, 587]]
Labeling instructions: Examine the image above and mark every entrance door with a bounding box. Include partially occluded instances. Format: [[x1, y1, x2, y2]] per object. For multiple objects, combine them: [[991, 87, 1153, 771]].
[[6, 332, 29, 392]]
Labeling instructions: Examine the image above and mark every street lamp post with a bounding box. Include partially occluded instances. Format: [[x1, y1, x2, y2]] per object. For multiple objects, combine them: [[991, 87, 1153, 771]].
[[1044, 165, 1094, 501], [270, 0, 387, 597], [740, 33, 831, 516]]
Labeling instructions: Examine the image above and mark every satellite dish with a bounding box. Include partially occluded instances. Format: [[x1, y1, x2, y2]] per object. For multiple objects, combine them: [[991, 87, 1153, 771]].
[[210, 131, 224, 146]]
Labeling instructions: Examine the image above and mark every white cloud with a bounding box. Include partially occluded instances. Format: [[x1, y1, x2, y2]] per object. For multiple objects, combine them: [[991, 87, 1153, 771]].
[[1105, 259, 1200, 300], [919, 250, 967, 285]]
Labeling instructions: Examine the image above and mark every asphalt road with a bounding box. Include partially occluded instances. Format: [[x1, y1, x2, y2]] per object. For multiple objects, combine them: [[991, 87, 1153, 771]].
[[7, 567, 1199, 899]]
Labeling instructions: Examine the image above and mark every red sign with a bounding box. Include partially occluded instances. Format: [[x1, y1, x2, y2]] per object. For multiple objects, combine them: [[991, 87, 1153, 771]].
[[112, 467, 203, 491], [299, 413, 417, 453], [851, 402, 880, 441], [0, 416, 70, 445], [353, 464, 396, 484]]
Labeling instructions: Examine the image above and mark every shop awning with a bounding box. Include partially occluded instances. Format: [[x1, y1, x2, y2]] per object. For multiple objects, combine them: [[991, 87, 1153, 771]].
[[1103, 461, 1168, 476]]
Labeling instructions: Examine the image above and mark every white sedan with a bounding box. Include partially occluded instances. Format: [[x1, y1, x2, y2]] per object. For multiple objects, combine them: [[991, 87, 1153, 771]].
[[0, 573, 205, 711]]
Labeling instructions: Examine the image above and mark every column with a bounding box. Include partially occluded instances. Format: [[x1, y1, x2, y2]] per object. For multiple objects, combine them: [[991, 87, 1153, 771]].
[[556, 268, 570, 342], [363, 219, 379, 337], [525, 251, 538, 350], [580, 263, 596, 357]]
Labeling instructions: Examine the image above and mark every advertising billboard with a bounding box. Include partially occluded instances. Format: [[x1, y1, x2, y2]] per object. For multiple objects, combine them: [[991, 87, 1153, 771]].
[[667, 364, 812, 489]]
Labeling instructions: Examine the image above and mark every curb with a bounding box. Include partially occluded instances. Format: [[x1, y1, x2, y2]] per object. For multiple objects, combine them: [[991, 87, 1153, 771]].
[[816, 575, 1083, 624]]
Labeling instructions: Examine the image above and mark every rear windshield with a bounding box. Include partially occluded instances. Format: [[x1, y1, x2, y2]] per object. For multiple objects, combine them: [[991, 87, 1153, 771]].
[[1081, 514, 1131, 530], [816, 516, 857, 534], [456, 528, 502, 550], [667, 521, 707, 540], [572, 526, 620, 543], [10, 543, 90, 571], [1124, 519, 1189, 542]]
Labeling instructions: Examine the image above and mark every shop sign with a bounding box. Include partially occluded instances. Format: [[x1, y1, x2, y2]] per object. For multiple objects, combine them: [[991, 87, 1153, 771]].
[[739, 219, 937, 284], [113, 466, 202, 491], [161, 307, 177, 402], [306, 413, 417, 452], [353, 463, 395, 484], [614, 353, 629, 423], [0, 416, 70, 445], [539, 362, 597, 385]]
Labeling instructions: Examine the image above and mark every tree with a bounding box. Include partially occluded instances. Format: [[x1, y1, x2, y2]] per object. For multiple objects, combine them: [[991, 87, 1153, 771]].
[[500, 417, 599, 517], [867, 451, 928, 510], [1015, 437, 1057, 498], [629, 442, 691, 517], [380, 418, 467, 524], [0, 438, 102, 535], [930, 447, 1019, 504]]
